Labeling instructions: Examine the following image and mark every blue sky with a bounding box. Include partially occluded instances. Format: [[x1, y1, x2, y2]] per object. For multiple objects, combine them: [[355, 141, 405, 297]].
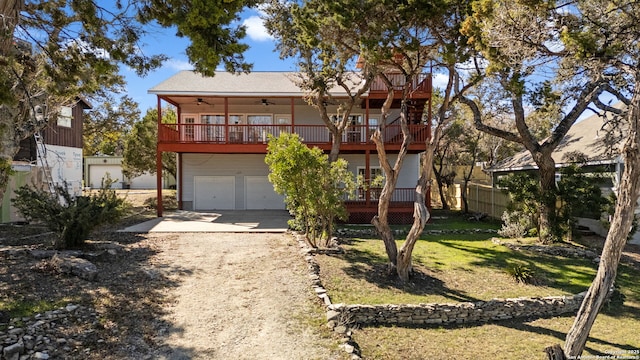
[[121, 8, 297, 112], [119, 8, 603, 122]]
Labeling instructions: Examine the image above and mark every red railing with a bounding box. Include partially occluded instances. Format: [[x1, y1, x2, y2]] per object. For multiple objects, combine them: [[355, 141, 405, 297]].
[[370, 73, 431, 93], [159, 123, 428, 145], [344, 187, 419, 207]]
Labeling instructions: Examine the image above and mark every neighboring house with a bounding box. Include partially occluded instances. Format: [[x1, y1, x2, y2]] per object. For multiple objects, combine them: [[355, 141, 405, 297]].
[[84, 155, 176, 189], [485, 107, 640, 244], [1, 98, 91, 222], [148, 70, 432, 223], [14, 97, 91, 195], [487, 109, 623, 190]]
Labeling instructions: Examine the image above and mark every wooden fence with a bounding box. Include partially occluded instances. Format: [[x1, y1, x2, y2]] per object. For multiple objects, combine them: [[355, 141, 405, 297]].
[[431, 182, 509, 219]]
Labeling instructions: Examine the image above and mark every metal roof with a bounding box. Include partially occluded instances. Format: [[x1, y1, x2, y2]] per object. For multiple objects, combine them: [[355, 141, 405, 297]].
[[148, 70, 365, 97]]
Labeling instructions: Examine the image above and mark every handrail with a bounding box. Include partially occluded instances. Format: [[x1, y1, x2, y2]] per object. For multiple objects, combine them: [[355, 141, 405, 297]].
[[344, 187, 421, 207], [370, 72, 431, 93], [159, 123, 429, 145]]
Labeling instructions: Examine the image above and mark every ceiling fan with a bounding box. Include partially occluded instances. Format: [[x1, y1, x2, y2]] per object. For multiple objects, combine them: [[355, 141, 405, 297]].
[[195, 97, 213, 106], [259, 98, 276, 106]]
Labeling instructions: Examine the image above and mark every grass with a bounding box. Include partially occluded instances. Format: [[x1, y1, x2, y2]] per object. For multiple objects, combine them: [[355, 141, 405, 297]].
[[319, 211, 640, 359], [0, 297, 79, 318]]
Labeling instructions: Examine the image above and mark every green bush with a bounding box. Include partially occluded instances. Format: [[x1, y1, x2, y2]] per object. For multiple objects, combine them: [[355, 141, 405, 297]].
[[506, 264, 537, 285], [12, 181, 129, 249], [265, 133, 355, 248], [498, 210, 534, 239]]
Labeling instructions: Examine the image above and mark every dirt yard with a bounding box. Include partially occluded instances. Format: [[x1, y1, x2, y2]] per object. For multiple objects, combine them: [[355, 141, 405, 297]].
[[149, 232, 343, 360], [0, 191, 345, 360]]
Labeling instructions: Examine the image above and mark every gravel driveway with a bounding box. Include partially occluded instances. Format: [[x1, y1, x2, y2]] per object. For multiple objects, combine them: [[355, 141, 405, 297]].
[[149, 232, 342, 360]]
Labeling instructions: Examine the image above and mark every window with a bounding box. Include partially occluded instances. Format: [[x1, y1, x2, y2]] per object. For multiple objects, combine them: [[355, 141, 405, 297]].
[[229, 114, 244, 124], [274, 114, 291, 125], [358, 167, 384, 186], [368, 117, 378, 130], [357, 166, 385, 199], [246, 114, 273, 143], [201, 115, 227, 141], [182, 115, 196, 141], [247, 114, 272, 125], [57, 106, 72, 128], [347, 114, 363, 142]]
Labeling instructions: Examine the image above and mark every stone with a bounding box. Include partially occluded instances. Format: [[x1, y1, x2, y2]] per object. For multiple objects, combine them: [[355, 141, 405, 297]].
[[314, 287, 327, 295], [8, 328, 23, 336], [50, 254, 98, 281], [343, 343, 355, 353], [334, 325, 348, 334], [326, 310, 341, 322], [33, 352, 50, 359], [3, 342, 24, 360], [22, 335, 35, 350]]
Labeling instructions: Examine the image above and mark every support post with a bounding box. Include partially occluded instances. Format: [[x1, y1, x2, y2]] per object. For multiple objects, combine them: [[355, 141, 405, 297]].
[[156, 96, 163, 217]]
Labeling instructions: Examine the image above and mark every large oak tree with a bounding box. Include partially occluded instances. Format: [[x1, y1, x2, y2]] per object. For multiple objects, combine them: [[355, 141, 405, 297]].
[[462, 0, 640, 356], [460, 1, 609, 243], [267, 0, 478, 281]]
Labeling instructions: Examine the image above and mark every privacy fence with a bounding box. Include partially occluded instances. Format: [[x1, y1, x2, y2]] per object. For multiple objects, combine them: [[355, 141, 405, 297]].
[[431, 182, 509, 219]]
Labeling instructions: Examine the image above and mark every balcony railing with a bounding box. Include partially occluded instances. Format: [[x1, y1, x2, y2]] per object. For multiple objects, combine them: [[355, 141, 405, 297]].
[[344, 187, 419, 207], [370, 73, 431, 93], [159, 123, 429, 145]]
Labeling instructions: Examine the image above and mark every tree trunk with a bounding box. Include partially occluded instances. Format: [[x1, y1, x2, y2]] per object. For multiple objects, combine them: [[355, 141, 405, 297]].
[[461, 180, 469, 213], [434, 170, 450, 210], [535, 152, 558, 244], [0, 0, 24, 203], [371, 110, 410, 268], [396, 148, 433, 281], [561, 89, 640, 357], [328, 135, 342, 163], [371, 180, 398, 266], [544, 344, 566, 360]]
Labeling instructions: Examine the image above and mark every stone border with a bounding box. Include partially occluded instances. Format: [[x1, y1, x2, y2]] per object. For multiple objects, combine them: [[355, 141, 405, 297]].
[[493, 239, 600, 262], [294, 233, 362, 359], [295, 231, 587, 360], [326, 293, 585, 327]]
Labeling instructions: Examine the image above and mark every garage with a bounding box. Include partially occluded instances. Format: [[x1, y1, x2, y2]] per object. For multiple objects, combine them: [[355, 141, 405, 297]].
[[245, 176, 285, 210], [89, 165, 123, 189], [194, 176, 235, 210]]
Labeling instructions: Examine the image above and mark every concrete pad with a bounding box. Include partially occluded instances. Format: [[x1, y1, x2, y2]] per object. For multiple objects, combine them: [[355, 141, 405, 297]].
[[119, 210, 290, 233]]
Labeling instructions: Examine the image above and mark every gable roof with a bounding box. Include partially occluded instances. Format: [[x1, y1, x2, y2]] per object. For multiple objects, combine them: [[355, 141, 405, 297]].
[[489, 107, 626, 172], [148, 70, 364, 97]]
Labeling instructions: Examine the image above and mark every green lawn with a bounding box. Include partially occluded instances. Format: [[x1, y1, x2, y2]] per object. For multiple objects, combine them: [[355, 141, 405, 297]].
[[318, 213, 640, 359]]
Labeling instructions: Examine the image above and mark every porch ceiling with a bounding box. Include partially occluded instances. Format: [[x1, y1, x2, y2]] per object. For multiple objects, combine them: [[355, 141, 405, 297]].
[[158, 95, 315, 108]]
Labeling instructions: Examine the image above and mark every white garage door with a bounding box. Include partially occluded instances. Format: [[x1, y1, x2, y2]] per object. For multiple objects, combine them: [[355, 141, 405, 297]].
[[245, 176, 285, 210], [194, 176, 235, 210], [90, 165, 123, 189]]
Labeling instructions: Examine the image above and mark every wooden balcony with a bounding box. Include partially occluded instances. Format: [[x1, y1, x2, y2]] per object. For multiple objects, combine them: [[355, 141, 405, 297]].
[[368, 73, 432, 99], [158, 123, 429, 153]]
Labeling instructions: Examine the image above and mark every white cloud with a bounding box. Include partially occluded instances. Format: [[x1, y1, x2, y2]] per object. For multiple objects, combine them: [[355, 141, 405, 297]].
[[432, 73, 450, 90], [243, 16, 274, 42], [166, 59, 193, 71]]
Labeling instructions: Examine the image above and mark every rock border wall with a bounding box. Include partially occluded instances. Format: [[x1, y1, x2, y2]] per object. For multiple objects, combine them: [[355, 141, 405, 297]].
[[296, 233, 587, 359], [326, 293, 585, 328]]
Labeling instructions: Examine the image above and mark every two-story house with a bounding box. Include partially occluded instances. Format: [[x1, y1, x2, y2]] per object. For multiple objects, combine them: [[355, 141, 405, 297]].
[[149, 70, 431, 224]]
